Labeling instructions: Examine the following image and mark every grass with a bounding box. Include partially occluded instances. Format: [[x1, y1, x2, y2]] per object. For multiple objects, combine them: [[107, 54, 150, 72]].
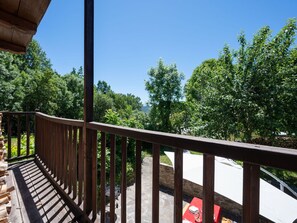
[[5, 135, 35, 157], [160, 153, 172, 165]]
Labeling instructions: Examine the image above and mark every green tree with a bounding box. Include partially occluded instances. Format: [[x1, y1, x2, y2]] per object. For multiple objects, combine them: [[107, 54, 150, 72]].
[[62, 68, 84, 119], [22, 70, 61, 114], [96, 80, 112, 94], [0, 52, 24, 111], [94, 92, 114, 122], [13, 40, 52, 72], [145, 59, 184, 133], [186, 19, 297, 141]]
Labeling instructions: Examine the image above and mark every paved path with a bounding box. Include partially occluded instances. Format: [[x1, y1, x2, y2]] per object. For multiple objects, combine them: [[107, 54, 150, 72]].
[[112, 157, 188, 223]]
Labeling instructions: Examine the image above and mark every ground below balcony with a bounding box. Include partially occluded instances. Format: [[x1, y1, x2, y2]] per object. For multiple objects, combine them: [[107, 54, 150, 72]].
[[8, 160, 78, 223]]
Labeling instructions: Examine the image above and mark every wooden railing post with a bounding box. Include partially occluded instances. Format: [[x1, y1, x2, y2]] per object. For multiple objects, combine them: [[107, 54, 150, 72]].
[[100, 132, 106, 223], [243, 162, 260, 223], [7, 112, 11, 159], [152, 144, 160, 223], [17, 114, 21, 157], [26, 114, 30, 156], [203, 154, 215, 223], [110, 134, 116, 223], [121, 137, 127, 223], [174, 148, 183, 223], [135, 140, 142, 223]]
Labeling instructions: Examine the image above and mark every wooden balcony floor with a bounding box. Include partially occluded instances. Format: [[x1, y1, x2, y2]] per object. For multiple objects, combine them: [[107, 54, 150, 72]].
[[8, 160, 77, 223]]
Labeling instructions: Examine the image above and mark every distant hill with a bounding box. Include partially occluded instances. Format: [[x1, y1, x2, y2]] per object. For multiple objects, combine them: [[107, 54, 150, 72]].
[[141, 105, 150, 113]]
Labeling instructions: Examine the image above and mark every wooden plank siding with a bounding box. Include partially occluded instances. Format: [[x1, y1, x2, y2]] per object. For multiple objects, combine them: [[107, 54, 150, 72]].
[[1, 111, 297, 222]]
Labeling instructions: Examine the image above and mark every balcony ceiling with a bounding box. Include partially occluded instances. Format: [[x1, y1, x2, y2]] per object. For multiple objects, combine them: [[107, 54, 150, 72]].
[[0, 0, 50, 54]]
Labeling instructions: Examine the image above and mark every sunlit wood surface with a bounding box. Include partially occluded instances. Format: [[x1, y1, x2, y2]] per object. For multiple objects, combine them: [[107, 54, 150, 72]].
[[8, 160, 77, 223]]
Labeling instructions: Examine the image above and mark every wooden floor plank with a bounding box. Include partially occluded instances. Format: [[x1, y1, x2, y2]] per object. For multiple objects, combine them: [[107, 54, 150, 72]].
[[12, 161, 47, 223], [9, 160, 77, 223]]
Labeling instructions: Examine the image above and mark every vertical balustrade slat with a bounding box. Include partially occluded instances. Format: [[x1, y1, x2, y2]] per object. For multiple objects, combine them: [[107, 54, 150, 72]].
[[17, 115, 21, 157], [64, 126, 69, 189], [54, 123, 58, 178], [72, 127, 78, 199], [26, 114, 30, 156], [34, 116, 38, 156], [78, 127, 84, 205], [43, 119, 47, 165], [152, 144, 160, 223], [52, 122, 56, 174], [174, 148, 183, 223], [38, 116, 41, 160], [43, 118, 46, 162], [57, 124, 62, 184], [50, 120, 53, 168], [56, 123, 59, 178], [243, 162, 260, 223], [121, 137, 127, 223], [38, 117, 42, 160], [100, 132, 106, 223], [60, 124, 64, 185], [45, 120, 49, 168], [48, 120, 52, 171], [7, 113, 11, 159], [43, 118, 46, 161], [135, 140, 142, 223], [34, 115, 38, 156], [110, 134, 116, 223], [91, 129, 97, 220], [68, 126, 73, 194], [203, 154, 215, 223], [52, 122, 55, 175]]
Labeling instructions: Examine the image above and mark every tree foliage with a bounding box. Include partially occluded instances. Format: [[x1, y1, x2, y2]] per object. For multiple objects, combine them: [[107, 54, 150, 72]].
[[186, 19, 297, 141], [145, 59, 184, 132]]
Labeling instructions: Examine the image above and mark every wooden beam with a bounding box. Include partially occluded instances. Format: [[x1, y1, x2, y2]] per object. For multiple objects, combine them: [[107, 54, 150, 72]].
[[83, 0, 94, 220], [0, 39, 26, 54], [0, 9, 37, 34]]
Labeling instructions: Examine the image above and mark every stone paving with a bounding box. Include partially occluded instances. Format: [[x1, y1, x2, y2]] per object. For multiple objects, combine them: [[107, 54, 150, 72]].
[[110, 157, 189, 222]]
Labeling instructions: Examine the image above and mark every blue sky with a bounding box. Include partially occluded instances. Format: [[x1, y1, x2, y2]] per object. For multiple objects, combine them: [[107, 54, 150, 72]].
[[35, 1, 297, 103]]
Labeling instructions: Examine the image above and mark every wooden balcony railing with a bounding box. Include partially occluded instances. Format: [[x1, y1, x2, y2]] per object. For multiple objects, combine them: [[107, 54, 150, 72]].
[[2, 111, 297, 222], [0, 111, 36, 161]]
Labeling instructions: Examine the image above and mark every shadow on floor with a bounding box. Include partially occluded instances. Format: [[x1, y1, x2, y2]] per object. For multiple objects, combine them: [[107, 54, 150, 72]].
[[9, 160, 77, 223]]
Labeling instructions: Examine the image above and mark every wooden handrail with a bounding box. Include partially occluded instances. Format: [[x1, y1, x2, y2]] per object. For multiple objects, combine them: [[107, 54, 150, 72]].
[[35, 112, 84, 127], [87, 121, 297, 172], [0, 111, 36, 115]]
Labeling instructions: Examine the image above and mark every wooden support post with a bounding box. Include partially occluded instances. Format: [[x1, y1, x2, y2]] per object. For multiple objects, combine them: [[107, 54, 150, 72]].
[[203, 154, 215, 223], [243, 162, 260, 223], [83, 0, 94, 220]]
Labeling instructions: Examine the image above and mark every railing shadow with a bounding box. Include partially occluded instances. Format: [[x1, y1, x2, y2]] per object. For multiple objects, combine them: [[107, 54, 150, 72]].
[[9, 160, 78, 222]]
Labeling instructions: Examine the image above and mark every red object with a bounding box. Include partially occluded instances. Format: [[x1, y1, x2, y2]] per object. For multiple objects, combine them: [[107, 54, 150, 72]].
[[182, 197, 221, 223]]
